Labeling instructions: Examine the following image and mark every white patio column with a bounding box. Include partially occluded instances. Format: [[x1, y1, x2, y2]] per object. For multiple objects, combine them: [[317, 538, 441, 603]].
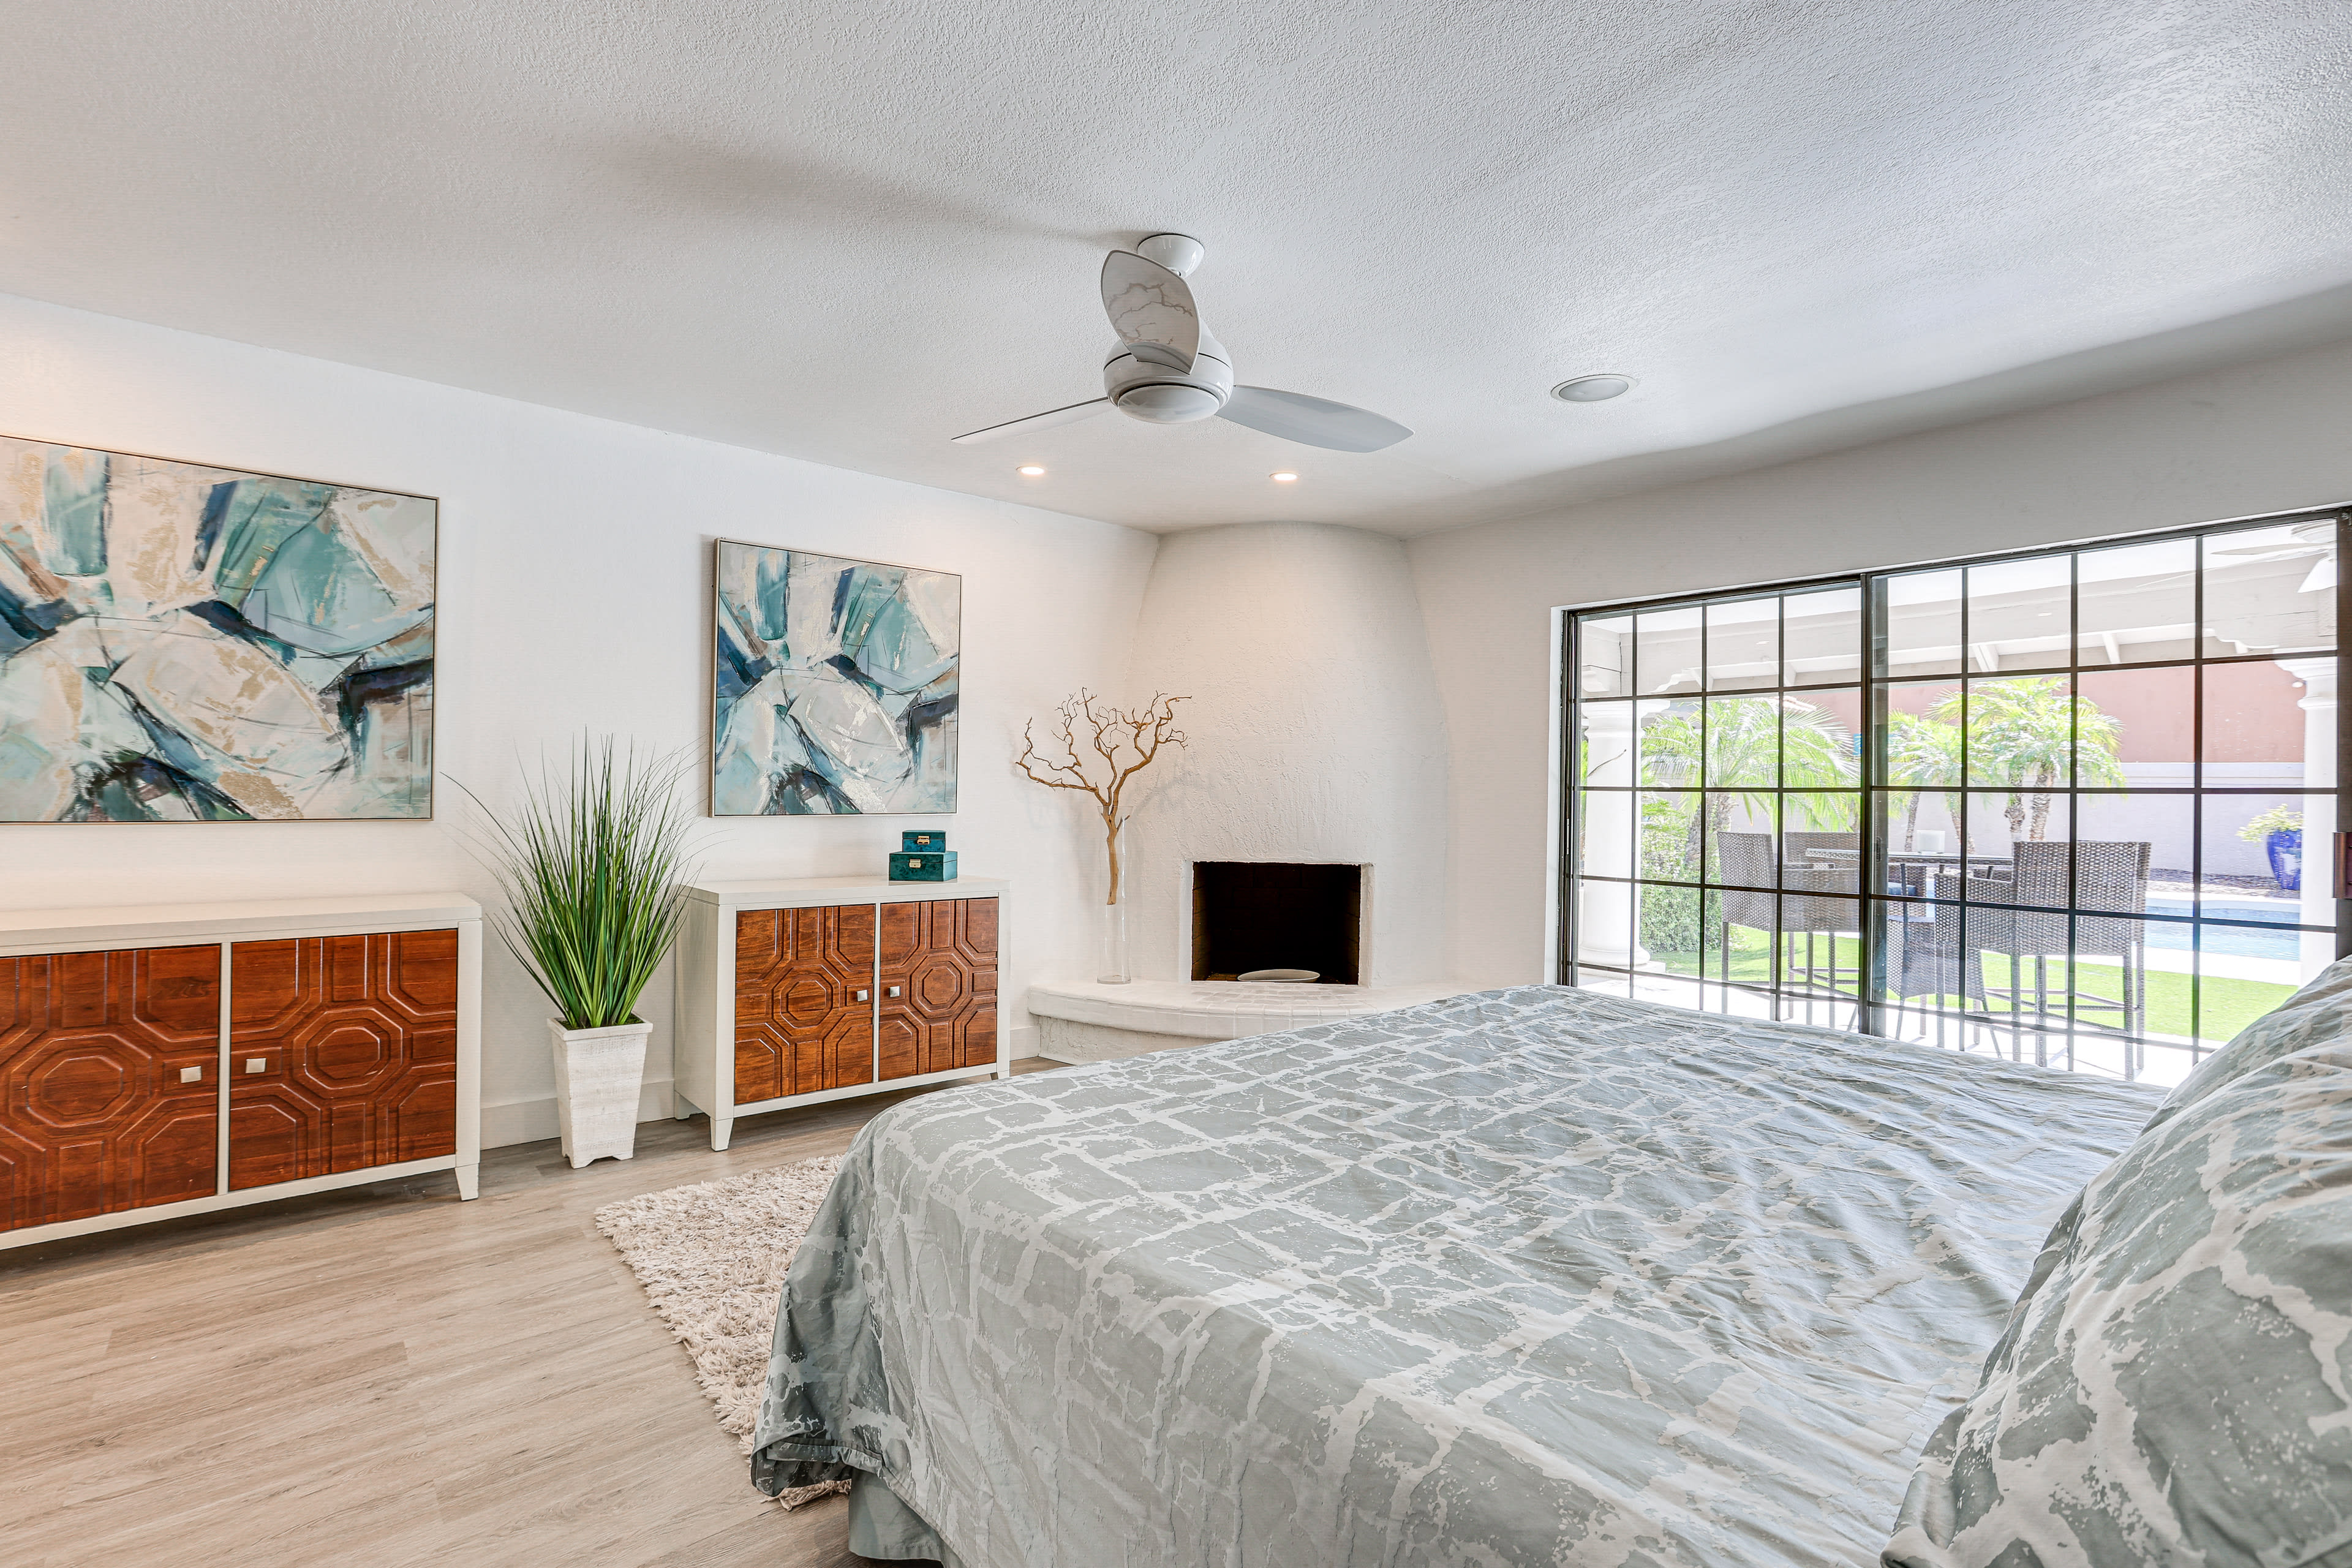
[[2277, 657, 2336, 981], [1576, 701, 1651, 967]]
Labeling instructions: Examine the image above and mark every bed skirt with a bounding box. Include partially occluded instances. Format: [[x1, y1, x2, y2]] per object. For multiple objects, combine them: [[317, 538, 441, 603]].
[[848, 1472, 963, 1566]]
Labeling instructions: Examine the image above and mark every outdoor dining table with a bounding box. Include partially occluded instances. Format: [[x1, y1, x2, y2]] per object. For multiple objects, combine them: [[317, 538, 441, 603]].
[[1798, 846, 2013, 895], [1781, 850, 2000, 1001]]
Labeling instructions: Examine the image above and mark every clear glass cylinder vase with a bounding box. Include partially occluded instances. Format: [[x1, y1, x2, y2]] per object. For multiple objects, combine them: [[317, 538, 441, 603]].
[[1097, 819, 1132, 984]]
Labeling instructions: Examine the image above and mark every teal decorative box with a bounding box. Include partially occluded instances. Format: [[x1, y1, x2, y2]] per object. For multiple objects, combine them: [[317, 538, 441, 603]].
[[902, 831, 948, 853], [890, 851, 957, 882]]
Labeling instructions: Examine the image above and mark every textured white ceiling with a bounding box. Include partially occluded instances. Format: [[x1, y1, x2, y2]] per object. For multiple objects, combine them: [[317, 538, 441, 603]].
[[4, 2, 2350, 537]]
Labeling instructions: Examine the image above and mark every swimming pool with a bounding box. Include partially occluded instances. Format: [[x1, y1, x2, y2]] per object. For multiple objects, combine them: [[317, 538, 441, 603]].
[[2144, 895, 2304, 959]]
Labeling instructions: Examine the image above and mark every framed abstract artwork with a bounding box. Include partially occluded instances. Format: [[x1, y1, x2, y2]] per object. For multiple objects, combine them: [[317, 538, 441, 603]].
[[0, 435, 436, 822], [712, 540, 960, 816]]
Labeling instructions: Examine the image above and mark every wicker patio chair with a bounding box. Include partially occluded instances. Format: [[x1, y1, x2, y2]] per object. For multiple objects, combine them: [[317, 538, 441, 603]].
[[1717, 830, 1861, 993], [1956, 840, 2150, 1037], [1781, 831, 1860, 869], [1881, 883, 1958, 1003]]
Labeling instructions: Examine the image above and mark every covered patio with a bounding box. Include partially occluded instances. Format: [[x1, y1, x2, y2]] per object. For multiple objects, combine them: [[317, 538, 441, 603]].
[[1574, 519, 2338, 1086]]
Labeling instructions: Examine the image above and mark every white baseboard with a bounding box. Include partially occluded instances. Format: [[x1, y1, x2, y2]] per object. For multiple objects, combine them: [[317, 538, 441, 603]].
[[481, 1079, 680, 1149], [481, 1037, 1039, 1148]]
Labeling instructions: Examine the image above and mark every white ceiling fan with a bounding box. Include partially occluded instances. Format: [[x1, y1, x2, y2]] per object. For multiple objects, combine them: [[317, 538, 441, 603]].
[[2207, 520, 2338, 593], [952, 233, 1412, 453]]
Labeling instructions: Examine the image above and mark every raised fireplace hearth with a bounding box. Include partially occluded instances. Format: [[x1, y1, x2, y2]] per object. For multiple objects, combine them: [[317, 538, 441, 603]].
[[1191, 861, 1361, 984], [1025, 976, 1474, 1063]]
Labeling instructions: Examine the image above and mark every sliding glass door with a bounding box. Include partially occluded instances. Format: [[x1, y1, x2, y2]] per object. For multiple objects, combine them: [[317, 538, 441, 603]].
[[1563, 509, 2345, 1085], [1569, 582, 1869, 1030]]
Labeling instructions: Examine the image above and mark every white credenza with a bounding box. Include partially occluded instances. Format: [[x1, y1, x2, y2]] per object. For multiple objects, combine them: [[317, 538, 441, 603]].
[[0, 893, 483, 1250], [673, 875, 1009, 1150]]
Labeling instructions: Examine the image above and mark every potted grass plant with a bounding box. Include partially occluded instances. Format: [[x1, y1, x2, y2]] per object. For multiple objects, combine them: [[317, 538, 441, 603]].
[[463, 738, 697, 1169]]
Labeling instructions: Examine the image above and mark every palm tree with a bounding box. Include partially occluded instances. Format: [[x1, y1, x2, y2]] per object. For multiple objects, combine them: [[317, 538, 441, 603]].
[[1931, 677, 2125, 840], [1884, 709, 1965, 850], [1638, 696, 1857, 872]]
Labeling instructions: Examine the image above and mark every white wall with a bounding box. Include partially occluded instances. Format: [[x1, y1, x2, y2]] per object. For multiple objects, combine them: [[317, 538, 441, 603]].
[[1121, 524, 1449, 985], [0, 292, 1158, 1145], [1411, 334, 2352, 987]]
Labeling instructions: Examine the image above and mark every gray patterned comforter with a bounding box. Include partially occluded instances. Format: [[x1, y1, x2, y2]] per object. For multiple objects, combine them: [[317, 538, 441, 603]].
[[752, 986, 2160, 1566]]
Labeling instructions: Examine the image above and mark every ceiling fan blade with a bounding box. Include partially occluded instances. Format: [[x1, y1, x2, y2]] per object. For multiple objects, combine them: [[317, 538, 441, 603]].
[[950, 399, 1111, 445], [1216, 386, 1411, 452], [2208, 545, 2329, 561], [1101, 251, 1199, 372], [2209, 521, 2337, 559]]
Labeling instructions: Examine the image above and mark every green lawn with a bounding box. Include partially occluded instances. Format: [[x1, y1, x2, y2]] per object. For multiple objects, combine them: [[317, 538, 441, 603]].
[[1652, 933, 2293, 1043]]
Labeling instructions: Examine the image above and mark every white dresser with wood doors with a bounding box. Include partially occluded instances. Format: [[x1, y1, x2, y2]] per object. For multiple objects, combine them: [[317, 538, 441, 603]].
[[672, 875, 1009, 1150], [0, 892, 483, 1250]]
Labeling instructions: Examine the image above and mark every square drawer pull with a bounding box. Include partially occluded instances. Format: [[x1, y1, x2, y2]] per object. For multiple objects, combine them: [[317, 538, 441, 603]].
[[886, 986, 902, 998], [179, 1065, 203, 1084], [245, 1058, 267, 1074], [855, 990, 870, 1003]]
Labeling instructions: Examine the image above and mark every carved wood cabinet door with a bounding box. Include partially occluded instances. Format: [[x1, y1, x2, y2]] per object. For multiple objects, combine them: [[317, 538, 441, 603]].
[[878, 897, 999, 1081], [0, 944, 222, 1231], [227, 930, 459, 1191], [734, 906, 877, 1103]]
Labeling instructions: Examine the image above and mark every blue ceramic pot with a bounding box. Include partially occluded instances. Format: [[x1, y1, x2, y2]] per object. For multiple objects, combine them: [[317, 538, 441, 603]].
[[2267, 827, 2303, 893]]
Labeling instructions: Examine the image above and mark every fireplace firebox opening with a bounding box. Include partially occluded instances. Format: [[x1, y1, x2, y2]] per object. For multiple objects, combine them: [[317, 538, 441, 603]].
[[1191, 862, 1362, 984]]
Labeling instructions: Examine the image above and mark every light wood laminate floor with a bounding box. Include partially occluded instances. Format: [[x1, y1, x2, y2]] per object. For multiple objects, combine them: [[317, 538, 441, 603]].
[[2, 1064, 1060, 1567]]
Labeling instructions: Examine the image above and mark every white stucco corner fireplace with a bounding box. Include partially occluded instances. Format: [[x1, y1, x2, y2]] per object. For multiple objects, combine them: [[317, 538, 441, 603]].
[[1027, 522, 1472, 1063], [1030, 858, 1466, 1063]]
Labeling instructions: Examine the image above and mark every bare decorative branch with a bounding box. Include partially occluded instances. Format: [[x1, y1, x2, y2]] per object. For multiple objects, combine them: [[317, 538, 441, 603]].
[[1014, 690, 1188, 903]]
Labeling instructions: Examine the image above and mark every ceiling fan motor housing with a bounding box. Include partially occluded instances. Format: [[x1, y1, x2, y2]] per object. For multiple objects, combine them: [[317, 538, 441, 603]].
[[1104, 325, 1232, 425]]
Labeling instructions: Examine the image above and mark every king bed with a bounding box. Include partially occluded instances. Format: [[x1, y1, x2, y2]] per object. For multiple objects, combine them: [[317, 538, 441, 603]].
[[750, 984, 2179, 1565]]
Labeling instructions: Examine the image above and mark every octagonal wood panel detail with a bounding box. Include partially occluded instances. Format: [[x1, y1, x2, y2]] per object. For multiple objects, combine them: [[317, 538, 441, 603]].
[[878, 897, 997, 1081], [228, 930, 458, 1191], [0, 944, 221, 1231], [734, 906, 876, 1104]]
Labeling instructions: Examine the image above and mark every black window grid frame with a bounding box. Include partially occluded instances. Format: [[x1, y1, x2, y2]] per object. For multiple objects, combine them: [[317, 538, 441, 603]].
[[1558, 505, 2351, 1074]]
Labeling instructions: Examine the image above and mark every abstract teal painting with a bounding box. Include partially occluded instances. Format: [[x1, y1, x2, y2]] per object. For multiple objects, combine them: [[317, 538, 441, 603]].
[[0, 437, 435, 821], [712, 540, 959, 816]]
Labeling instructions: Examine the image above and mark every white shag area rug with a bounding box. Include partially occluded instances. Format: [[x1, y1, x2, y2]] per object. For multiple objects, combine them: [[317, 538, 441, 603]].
[[595, 1156, 851, 1510]]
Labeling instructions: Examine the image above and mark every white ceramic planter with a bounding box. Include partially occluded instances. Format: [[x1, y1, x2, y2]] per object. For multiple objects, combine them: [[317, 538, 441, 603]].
[[548, 1017, 652, 1168]]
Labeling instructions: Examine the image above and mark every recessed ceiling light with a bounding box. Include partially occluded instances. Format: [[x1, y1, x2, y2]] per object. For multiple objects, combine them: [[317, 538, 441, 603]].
[[1551, 374, 1635, 403], [1016, 464, 1046, 476], [1270, 471, 1299, 483]]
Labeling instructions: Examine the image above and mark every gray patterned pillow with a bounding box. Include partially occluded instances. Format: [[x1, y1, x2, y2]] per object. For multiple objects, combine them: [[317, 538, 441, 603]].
[[2153, 954, 2352, 1128], [1884, 1033, 2352, 1567]]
